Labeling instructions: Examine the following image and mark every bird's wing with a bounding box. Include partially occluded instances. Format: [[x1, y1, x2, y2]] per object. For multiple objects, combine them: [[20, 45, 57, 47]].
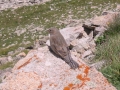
[[50, 36, 68, 58]]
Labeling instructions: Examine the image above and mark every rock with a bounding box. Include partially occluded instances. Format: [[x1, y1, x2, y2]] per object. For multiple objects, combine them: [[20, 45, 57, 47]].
[[0, 67, 12, 83], [23, 41, 31, 45], [8, 51, 14, 56], [7, 56, 13, 62], [13, 56, 22, 61], [84, 55, 95, 64], [91, 11, 119, 27], [0, 57, 8, 65], [15, 29, 26, 36], [82, 24, 95, 35], [46, 26, 96, 60], [82, 50, 93, 59], [116, 4, 120, 11], [90, 60, 107, 70], [17, 52, 26, 57], [39, 36, 49, 46], [39, 39, 46, 46], [0, 46, 116, 90], [0, 0, 51, 11], [29, 0, 36, 3], [34, 39, 41, 49], [93, 25, 106, 39]]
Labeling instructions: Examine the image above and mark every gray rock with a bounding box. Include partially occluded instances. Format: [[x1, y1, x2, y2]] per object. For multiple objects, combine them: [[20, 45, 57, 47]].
[[84, 55, 95, 64], [7, 56, 13, 62], [13, 56, 22, 61], [29, 0, 36, 3], [90, 60, 107, 70], [72, 45, 85, 54], [0, 67, 12, 82], [82, 50, 93, 59], [8, 51, 14, 56], [82, 24, 95, 35], [0, 57, 8, 65], [0, 0, 50, 11], [116, 4, 120, 11]]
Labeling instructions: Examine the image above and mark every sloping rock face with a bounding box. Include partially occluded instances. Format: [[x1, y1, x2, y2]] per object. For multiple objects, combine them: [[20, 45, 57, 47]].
[[0, 47, 116, 90], [0, 26, 116, 90]]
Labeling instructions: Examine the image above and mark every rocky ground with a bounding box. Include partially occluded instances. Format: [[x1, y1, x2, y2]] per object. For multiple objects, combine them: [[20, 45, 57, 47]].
[[0, 0, 50, 11], [0, 0, 120, 89], [0, 8, 120, 89]]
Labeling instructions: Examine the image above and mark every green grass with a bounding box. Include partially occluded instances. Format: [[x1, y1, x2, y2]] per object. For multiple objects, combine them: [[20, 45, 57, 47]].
[[0, 0, 120, 88], [95, 15, 120, 90], [0, 0, 119, 56], [0, 62, 14, 70]]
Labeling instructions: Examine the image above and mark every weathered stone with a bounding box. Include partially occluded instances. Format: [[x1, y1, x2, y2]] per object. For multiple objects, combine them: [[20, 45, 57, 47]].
[[91, 12, 119, 27], [7, 56, 13, 62], [17, 52, 26, 57], [72, 44, 85, 54], [116, 4, 120, 11], [84, 55, 95, 64], [0, 47, 116, 90], [90, 60, 107, 70], [8, 51, 14, 56], [82, 50, 93, 59], [78, 38, 90, 50], [23, 41, 31, 45], [82, 24, 95, 35], [93, 26, 106, 37], [29, 0, 36, 3], [0, 0, 51, 11], [0, 67, 12, 83], [0, 57, 8, 65]]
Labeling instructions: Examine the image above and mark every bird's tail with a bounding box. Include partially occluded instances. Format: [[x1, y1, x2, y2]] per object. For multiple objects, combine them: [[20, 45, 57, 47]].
[[64, 55, 79, 69]]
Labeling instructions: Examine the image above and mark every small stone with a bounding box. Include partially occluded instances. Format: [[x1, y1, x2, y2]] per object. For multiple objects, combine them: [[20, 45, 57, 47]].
[[82, 50, 93, 59], [0, 57, 8, 65], [7, 56, 13, 62], [17, 52, 26, 57]]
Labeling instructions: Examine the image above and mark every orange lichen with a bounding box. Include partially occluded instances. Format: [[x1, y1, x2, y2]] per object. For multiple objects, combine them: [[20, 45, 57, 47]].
[[84, 66, 90, 76], [76, 65, 90, 88], [17, 58, 32, 69], [64, 64, 90, 89], [64, 83, 74, 90], [64, 86, 70, 90], [77, 74, 84, 81], [68, 83, 74, 87], [17, 55, 39, 69], [38, 83, 42, 88]]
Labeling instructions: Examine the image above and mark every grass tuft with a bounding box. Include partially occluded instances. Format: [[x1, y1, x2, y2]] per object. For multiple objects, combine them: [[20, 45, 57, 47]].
[[0, 62, 14, 70], [95, 14, 120, 89]]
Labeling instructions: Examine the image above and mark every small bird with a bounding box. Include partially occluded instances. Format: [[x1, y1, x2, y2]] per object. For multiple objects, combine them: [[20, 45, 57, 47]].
[[48, 27, 79, 69]]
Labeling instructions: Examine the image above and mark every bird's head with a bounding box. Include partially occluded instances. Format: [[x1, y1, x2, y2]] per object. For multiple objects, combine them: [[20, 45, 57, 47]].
[[48, 27, 58, 35]]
